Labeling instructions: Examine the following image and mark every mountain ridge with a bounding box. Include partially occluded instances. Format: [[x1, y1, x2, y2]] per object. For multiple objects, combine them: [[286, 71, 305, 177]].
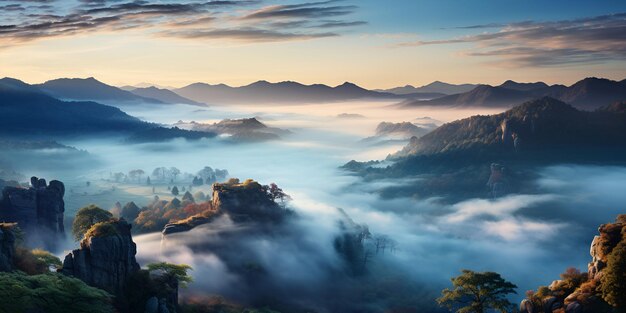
[[401, 77, 626, 110], [36, 77, 165, 105]]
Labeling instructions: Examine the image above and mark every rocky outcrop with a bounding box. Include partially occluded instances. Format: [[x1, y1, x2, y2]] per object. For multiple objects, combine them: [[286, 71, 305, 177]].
[[162, 179, 289, 236], [61, 219, 140, 296], [0, 176, 65, 249], [211, 179, 286, 222], [0, 223, 16, 272], [520, 215, 626, 313]]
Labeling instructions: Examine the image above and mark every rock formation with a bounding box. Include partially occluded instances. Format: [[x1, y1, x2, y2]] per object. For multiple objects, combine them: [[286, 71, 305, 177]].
[[162, 179, 289, 236], [211, 179, 285, 222], [0, 223, 16, 272], [0, 176, 65, 249], [61, 219, 140, 296], [520, 215, 626, 313]]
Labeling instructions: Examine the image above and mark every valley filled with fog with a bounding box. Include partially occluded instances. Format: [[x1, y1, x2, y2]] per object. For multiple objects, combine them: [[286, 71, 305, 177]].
[[4, 100, 624, 310]]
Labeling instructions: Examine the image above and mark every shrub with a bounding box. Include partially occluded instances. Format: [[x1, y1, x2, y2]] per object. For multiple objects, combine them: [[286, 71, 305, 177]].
[[0, 272, 114, 313], [84, 221, 120, 239], [600, 240, 626, 310]]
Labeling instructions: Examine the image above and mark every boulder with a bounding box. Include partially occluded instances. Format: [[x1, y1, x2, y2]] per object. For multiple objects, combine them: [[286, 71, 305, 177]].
[[566, 302, 583, 313], [519, 299, 533, 313], [543, 296, 562, 312]]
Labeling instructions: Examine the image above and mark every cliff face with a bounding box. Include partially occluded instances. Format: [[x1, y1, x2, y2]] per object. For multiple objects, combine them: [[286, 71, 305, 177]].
[[61, 219, 140, 296], [0, 223, 16, 272], [0, 176, 65, 249], [521, 215, 626, 313]]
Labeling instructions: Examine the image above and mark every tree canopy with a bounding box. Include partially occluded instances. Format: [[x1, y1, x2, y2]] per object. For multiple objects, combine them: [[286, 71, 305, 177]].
[[72, 204, 113, 241], [437, 270, 517, 313], [147, 262, 193, 288]]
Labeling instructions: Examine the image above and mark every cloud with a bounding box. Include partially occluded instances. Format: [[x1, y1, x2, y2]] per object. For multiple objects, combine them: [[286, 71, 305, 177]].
[[447, 194, 558, 223], [161, 27, 338, 42], [242, 2, 357, 20], [398, 13, 626, 67], [0, 0, 362, 45]]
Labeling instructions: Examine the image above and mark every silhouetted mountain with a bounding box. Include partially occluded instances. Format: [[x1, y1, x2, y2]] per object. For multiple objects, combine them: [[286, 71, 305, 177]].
[[402, 85, 533, 108], [498, 80, 549, 91], [174, 117, 289, 142], [175, 80, 423, 104], [379, 81, 477, 95], [555, 77, 626, 110], [126, 86, 204, 106], [0, 78, 149, 136], [401, 77, 626, 109], [37, 77, 163, 104]]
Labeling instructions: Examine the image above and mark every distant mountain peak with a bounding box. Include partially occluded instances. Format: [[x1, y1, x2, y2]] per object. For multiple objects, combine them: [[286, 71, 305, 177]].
[[336, 82, 361, 89]]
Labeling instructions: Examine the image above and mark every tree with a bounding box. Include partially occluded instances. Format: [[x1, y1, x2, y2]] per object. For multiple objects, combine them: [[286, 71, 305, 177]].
[[197, 166, 214, 181], [146, 262, 193, 288], [121, 201, 141, 222], [169, 167, 180, 181], [128, 169, 145, 183], [152, 167, 167, 180], [600, 240, 626, 311], [146, 176, 151, 185], [437, 270, 517, 313], [72, 205, 113, 241], [171, 186, 179, 196], [267, 183, 291, 205], [112, 172, 125, 183]]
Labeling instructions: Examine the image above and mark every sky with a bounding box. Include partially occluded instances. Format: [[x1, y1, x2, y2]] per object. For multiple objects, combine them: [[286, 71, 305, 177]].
[[0, 0, 625, 88]]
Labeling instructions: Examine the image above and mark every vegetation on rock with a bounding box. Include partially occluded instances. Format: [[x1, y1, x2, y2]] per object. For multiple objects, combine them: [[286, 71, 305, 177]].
[[72, 204, 113, 241]]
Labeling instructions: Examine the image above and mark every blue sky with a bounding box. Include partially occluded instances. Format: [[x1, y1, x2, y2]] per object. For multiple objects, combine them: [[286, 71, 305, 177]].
[[0, 0, 624, 87]]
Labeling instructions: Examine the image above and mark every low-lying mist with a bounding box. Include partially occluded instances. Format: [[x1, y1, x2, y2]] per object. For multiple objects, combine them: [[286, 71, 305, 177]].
[[3, 101, 623, 311]]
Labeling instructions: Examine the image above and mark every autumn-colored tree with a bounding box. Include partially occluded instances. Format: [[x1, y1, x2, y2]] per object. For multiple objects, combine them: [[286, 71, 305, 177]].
[[72, 205, 113, 241], [437, 270, 517, 313]]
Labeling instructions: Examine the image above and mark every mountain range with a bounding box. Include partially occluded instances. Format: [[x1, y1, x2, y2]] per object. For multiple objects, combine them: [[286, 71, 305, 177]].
[[377, 81, 478, 95], [400, 77, 626, 110], [5, 76, 625, 110], [174, 81, 441, 104], [0, 78, 214, 142], [123, 86, 203, 106]]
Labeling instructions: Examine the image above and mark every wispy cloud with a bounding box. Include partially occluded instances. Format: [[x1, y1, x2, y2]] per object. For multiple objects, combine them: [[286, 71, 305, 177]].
[[399, 13, 626, 67], [0, 0, 362, 45]]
